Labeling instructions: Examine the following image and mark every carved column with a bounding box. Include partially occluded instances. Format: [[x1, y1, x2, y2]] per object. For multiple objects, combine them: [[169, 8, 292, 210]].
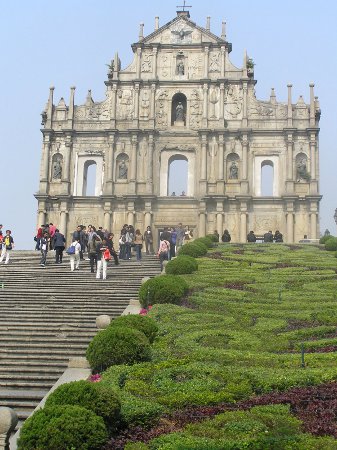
[[198, 203, 207, 237], [133, 83, 140, 127], [136, 48, 142, 78], [38, 203, 46, 228], [309, 132, 316, 180], [111, 84, 118, 127], [147, 133, 154, 194], [129, 134, 138, 193], [286, 133, 294, 180], [202, 83, 208, 127], [219, 83, 225, 120], [242, 81, 248, 128], [216, 201, 224, 238], [39, 134, 51, 194], [104, 208, 111, 231], [144, 201, 152, 229], [150, 83, 156, 127], [200, 133, 208, 196], [60, 203, 68, 237], [310, 213, 317, 239], [104, 133, 115, 195], [240, 212, 247, 243], [285, 200, 294, 243], [241, 135, 249, 194], [203, 46, 209, 78], [220, 46, 225, 78], [127, 202, 135, 227], [287, 84, 293, 127], [217, 134, 225, 195], [153, 47, 158, 78]]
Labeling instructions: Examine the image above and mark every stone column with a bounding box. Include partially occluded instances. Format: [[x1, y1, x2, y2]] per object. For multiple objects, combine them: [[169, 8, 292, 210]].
[[38, 204, 46, 228], [59, 204, 68, 236], [240, 212, 247, 243], [111, 84, 118, 127], [104, 133, 115, 195], [286, 212, 294, 243], [153, 47, 158, 78], [200, 133, 208, 195], [129, 134, 138, 193], [220, 46, 225, 77], [310, 213, 317, 240], [202, 83, 208, 127], [46, 86, 54, 129], [241, 135, 249, 194], [127, 202, 135, 227], [309, 132, 316, 180], [219, 83, 225, 120], [203, 46, 209, 78], [104, 211, 111, 231], [144, 201, 152, 230], [146, 133, 154, 194], [309, 83, 315, 127], [133, 83, 140, 127], [67, 86, 75, 129], [216, 201, 224, 238], [217, 134, 225, 194], [136, 48, 142, 78], [286, 133, 293, 180], [198, 207, 206, 237], [150, 83, 156, 127], [242, 81, 248, 128], [287, 84, 293, 127]]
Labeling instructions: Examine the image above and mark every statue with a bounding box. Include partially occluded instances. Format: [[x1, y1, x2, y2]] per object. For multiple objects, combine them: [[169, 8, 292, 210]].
[[118, 160, 128, 179], [177, 60, 184, 75], [229, 161, 238, 179], [296, 158, 310, 182], [175, 102, 184, 122], [52, 158, 62, 180]]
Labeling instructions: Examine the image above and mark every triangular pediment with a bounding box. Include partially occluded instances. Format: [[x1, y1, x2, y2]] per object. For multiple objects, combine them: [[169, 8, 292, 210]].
[[141, 15, 225, 46]]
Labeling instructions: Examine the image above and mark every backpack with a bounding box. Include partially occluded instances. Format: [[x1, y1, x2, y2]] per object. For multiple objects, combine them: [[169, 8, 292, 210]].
[[66, 245, 75, 255], [103, 248, 111, 261], [161, 240, 169, 253]]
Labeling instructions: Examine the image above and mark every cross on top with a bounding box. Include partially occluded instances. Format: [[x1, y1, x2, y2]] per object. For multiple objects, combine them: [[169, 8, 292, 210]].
[[176, 0, 192, 12]]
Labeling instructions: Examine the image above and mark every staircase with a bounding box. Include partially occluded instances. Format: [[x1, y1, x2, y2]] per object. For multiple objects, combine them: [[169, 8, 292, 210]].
[[0, 251, 161, 428]]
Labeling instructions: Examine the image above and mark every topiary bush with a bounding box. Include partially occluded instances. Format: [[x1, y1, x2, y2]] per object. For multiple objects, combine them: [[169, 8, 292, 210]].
[[18, 405, 108, 450], [139, 275, 188, 308], [206, 233, 219, 243], [110, 315, 159, 343], [45, 380, 121, 429], [179, 241, 208, 258], [165, 255, 198, 275], [86, 327, 151, 372], [196, 236, 214, 248], [324, 237, 337, 251]]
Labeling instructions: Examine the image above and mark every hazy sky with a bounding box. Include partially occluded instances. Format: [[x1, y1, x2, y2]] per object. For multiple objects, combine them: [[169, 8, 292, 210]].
[[1, 0, 337, 248]]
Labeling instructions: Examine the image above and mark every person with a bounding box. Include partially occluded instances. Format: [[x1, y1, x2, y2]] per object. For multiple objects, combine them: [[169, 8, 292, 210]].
[[263, 230, 273, 243], [53, 229, 66, 263], [0, 224, 3, 253], [144, 226, 154, 255], [87, 225, 99, 244], [274, 230, 283, 243], [180, 191, 186, 196], [96, 239, 109, 280], [213, 230, 220, 242], [247, 230, 257, 243], [0, 230, 14, 265], [88, 234, 101, 273], [69, 238, 81, 271], [35, 225, 43, 251], [49, 223, 56, 250], [171, 191, 176, 196], [96, 226, 105, 240], [222, 229, 231, 242], [107, 233, 119, 265], [183, 226, 193, 243], [170, 227, 177, 258], [40, 232, 49, 267], [134, 229, 144, 262], [124, 226, 134, 260], [119, 233, 126, 260], [72, 226, 86, 260], [175, 223, 185, 251], [160, 227, 172, 259], [157, 238, 170, 271]]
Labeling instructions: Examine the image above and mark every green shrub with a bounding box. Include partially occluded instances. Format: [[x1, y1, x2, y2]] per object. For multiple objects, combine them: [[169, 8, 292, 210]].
[[139, 275, 188, 308], [124, 444, 150, 450], [45, 380, 120, 429], [206, 234, 219, 242], [196, 236, 214, 248], [110, 315, 159, 343], [18, 405, 107, 450], [179, 241, 208, 258], [86, 327, 151, 372], [319, 234, 333, 244], [324, 237, 337, 251], [165, 256, 198, 275]]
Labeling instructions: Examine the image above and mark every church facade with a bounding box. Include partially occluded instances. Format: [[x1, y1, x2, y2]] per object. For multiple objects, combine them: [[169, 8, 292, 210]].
[[35, 10, 321, 245]]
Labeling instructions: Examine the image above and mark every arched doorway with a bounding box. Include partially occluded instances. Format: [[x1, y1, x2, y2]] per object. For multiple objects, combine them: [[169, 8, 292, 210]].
[[168, 155, 188, 197]]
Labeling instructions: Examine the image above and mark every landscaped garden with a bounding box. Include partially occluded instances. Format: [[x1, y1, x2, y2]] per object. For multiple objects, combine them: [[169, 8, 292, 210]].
[[18, 237, 337, 449]]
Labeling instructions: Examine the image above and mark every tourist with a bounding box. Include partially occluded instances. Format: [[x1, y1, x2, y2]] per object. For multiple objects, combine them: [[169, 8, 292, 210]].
[[183, 225, 193, 243], [274, 230, 283, 243], [170, 227, 177, 258], [247, 231, 257, 243], [213, 230, 220, 242], [119, 233, 126, 260], [124, 226, 134, 260], [171, 191, 176, 196], [53, 229, 66, 263], [160, 227, 172, 259], [180, 190, 186, 196], [175, 223, 185, 251], [88, 234, 101, 273], [81, 226, 89, 254], [222, 229, 231, 242], [35, 225, 43, 251], [263, 230, 274, 243], [40, 232, 49, 267], [68, 238, 81, 271], [96, 226, 105, 240], [134, 229, 144, 262], [96, 238, 109, 280], [0, 230, 14, 265], [49, 223, 56, 250], [144, 226, 154, 255], [0, 224, 3, 252], [157, 237, 170, 271], [72, 226, 85, 260], [107, 233, 119, 265], [87, 225, 99, 243]]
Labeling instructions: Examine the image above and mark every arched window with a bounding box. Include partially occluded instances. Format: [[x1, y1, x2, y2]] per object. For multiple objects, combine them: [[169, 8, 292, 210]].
[[227, 153, 240, 180], [115, 153, 129, 181], [83, 160, 97, 196], [261, 160, 274, 196], [168, 155, 188, 197], [171, 93, 187, 126]]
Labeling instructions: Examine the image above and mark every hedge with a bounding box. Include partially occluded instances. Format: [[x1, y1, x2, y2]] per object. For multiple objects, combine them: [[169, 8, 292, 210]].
[[45, 380, 121, 429], [86, 327, 151, 372], [319, 234, 334, 244], [178, 241, 208, 258], [18, 405, 108, 450], [324, 237, 337, 251], [110, 315, 159, 343], [139, 275, 188, 308], [165, 255, 198, 275]]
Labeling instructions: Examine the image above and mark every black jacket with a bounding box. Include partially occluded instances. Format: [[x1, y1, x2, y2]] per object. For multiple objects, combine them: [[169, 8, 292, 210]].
[[53, 232, 65, 248]]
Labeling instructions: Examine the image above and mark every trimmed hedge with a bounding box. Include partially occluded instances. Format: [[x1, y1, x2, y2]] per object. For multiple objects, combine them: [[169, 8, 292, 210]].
[[165, 255, 198, 275], [324, 237, 337, 251], [86, 327, 151, 372], [45, 380, 121, 429], [18, 405, 107, 450], [206, 233, 219, 242], [110, 315, 159, 343], [139, 275, 188, 308], [196, 236, 214, 248], [179, 241, 208, 258]]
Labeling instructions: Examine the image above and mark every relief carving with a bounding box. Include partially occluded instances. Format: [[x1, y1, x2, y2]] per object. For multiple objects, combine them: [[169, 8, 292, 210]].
[[160, 55, 170, 78], [170, 23, 193, 44], [155, 90, 169, 129], [141, 53, 153, 73], [209, 52, 220, 72], [224, 85, 243, 119], [189, 89, 202, 130], [140, 90, 150, 119], [248, 90, 274, 117], [116, 89, 134, 120], [188, 54, 202, 79], [209, 87, 219, 119]]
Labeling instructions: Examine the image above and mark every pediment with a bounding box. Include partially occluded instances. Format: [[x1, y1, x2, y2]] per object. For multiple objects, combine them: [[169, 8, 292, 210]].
[[142, 15, 224, 46]]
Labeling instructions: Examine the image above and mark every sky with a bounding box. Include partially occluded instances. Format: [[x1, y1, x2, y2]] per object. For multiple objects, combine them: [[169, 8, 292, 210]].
[[1, 0, 337, 248]]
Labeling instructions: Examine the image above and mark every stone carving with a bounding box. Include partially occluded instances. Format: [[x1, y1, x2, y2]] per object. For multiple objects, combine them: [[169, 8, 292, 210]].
[[84, 149, 104, 156], [190, 89, 202, 130], [118, 160, 128, 179], [140, 90, 150, 119], [138, 139, 147, 181], [276, 104, 287, 118], [209, 52, 220, 72], [141, 53, 153, 72], [74, 95, 110, 121], [188, 54, 202, 79], [224, 85, 243, 119], [294, 96, 309, 119], [52, 155, 62, 180], [117, 89, 134, 120], [160, 55, 170, 78], [296, 156, 311, 182], [177, 59, 185, 75], [156, 90, 169, 128], [229, 161, 239, 179], [171, 23, 193, 44], [175, 102, 184, 121], [209, 87, 219, 119], [209, 136, 217, 181]]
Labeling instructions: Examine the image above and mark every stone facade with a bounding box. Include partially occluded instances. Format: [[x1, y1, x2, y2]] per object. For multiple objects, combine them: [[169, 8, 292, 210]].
[[35, 11, 321, 245]]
